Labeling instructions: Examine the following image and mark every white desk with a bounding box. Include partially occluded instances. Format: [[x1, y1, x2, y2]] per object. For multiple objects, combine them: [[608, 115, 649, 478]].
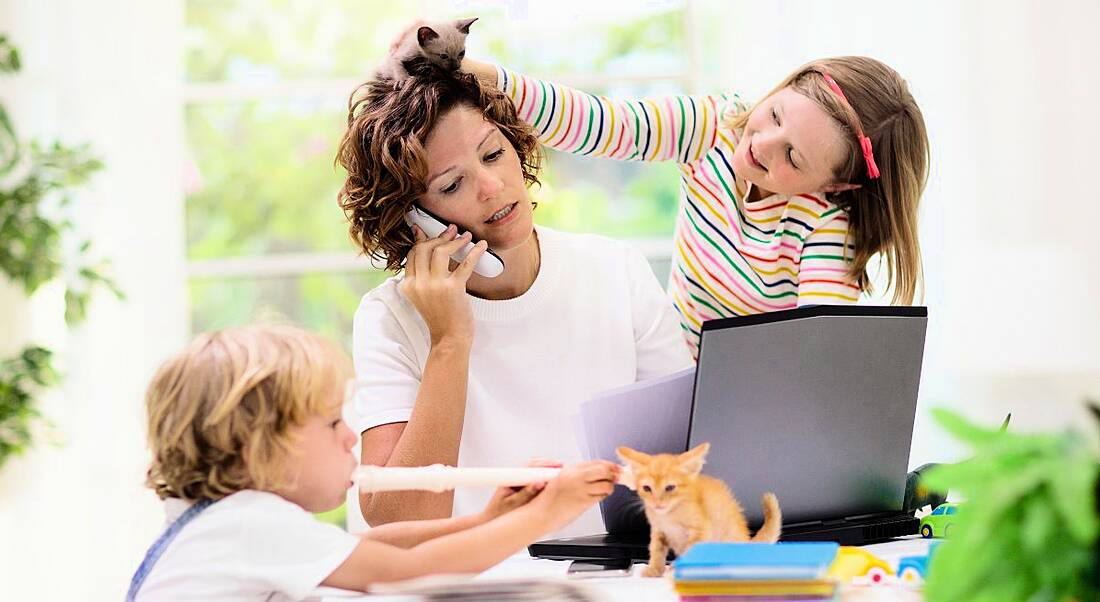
[[318, 537, 932, 601]]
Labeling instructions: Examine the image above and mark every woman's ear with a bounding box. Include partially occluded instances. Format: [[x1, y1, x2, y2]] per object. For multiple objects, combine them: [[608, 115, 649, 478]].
[[822, 182, 862, 193]]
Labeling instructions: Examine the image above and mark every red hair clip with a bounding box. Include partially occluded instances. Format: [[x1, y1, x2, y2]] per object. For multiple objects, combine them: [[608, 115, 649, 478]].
[[821, 72, 880, 180]]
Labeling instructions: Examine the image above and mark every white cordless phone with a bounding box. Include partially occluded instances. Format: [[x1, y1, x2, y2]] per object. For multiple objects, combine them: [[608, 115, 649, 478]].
[[404, 205, 505, 278]]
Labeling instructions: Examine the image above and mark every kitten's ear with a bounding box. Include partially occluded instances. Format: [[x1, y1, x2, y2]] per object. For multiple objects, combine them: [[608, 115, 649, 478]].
[[455, 17, 478, 34], [616, 446, 649, 466], [680, 442, 710, 475], [417, 26, 440, 47]]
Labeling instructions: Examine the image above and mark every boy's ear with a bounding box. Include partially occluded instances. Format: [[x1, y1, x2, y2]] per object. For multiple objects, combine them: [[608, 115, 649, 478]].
[[680, 442, 710, 475], [822, 182, 861, 193], [616, 446, 648, 466]]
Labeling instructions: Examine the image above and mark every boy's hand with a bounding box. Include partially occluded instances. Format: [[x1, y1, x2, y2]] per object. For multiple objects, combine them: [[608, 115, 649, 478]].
[[400, 224, 485, 346], [479, 460, 562, 522], [534, 461, 620, 530]]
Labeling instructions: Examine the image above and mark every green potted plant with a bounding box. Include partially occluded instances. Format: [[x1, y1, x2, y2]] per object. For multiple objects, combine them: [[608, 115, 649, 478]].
[[922, 405, 1099, 601], [0, 34, 120, 470]]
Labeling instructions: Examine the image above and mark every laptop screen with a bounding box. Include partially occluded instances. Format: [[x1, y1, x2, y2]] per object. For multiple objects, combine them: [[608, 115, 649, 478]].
[[689, 305, 927, 526]]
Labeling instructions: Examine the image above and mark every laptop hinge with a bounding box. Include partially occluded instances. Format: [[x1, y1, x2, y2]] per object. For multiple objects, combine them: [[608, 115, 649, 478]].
[[783, 519, 826, 529], [841, 511, 908, 523]]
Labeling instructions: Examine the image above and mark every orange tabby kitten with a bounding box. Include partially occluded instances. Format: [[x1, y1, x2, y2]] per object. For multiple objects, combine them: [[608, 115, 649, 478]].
[[617, 443, 782, 577]]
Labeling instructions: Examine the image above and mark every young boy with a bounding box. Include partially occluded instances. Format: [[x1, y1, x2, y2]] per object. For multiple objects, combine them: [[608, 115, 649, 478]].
[[129, 324, 619, 600]]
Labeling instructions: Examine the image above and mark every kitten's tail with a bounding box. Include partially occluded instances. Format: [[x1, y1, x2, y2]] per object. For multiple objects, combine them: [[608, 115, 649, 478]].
[[751, 492, 782, 543]]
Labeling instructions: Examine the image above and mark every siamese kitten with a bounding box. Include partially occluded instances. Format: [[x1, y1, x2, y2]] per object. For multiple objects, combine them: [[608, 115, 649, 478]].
[[377, 18, 477, 82], [617, 443, 782, 578]]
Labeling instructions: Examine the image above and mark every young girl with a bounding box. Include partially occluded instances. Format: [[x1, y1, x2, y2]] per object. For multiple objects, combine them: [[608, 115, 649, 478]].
[[462, 56, 930, 357], [129, 324, 618, 600]]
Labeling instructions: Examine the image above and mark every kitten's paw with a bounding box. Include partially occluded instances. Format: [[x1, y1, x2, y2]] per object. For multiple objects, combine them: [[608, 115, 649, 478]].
[[642, 564, 666, 578]]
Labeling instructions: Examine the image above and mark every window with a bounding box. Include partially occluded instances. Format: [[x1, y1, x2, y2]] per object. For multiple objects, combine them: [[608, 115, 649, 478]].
[[184, 0, 697, 342]]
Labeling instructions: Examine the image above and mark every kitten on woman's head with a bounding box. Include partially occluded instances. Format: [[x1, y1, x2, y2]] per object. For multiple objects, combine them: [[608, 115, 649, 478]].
[[377, 17, 477, 83], [617, 443, 782, 578]]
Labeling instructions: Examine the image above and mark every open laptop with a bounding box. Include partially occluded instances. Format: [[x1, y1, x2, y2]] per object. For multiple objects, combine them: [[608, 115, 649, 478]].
[[530, 305, 928, 561]]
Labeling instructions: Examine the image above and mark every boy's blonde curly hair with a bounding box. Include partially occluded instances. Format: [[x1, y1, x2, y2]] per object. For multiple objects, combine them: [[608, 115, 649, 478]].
[[144, 324, 352, 501]]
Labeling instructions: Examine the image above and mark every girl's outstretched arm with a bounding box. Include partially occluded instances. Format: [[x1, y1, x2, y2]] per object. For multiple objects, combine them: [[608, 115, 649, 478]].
[[464, 58, 730, 165]]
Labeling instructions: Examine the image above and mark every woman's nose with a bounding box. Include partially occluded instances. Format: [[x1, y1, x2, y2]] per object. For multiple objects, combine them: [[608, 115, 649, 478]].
[[477, 167, 505, 201]]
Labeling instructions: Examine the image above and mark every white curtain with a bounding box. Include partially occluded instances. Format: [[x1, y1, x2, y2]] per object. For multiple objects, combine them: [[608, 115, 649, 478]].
[[701, 0, 1100, 462], [0, 1, 185, 599]]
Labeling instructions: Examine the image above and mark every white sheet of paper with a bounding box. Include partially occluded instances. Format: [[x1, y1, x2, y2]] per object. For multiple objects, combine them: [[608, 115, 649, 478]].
[[572, 367, 696, 463]]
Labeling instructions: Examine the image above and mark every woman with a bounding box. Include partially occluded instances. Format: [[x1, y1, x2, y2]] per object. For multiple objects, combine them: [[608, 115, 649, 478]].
[[336, 61, 692, 536]]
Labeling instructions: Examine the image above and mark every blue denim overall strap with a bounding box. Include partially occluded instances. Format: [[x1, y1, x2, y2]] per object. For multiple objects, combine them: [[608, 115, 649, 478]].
[[125, 498, 214, 601]]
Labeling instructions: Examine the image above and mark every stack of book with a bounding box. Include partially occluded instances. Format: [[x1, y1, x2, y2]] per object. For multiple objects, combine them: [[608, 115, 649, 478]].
[[672, 542, 841, 601]]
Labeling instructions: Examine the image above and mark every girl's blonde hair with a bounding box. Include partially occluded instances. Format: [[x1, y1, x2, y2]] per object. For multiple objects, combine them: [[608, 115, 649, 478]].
[[144, 324, 352, 501], [726, 56, 929, 304]]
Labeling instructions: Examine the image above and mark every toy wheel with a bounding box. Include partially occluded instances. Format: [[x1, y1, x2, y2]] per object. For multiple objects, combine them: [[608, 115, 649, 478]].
[[921, 524, 933, 538], [900, 567, 923, 585], [944, 524, 953, 538], [866, 567, 888, 585]]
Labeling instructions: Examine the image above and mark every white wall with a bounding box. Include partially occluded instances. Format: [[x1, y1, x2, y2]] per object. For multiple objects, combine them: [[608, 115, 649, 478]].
[[0, 1, 186, 599], [701, 0, 1100, 462]]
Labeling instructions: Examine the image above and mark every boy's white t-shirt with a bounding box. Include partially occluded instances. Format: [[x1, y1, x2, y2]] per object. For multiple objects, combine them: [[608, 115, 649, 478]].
[[347, 226, 693, 536], [137, 490, 360, 601]]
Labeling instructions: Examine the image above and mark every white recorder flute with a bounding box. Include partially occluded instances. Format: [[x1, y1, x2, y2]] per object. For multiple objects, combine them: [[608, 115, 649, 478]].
[[352, 464, 637, 493]]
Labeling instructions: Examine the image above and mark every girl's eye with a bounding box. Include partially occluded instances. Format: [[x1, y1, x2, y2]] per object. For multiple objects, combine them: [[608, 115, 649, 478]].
[[787, 148, 798, 169], [485, 148, 505, 162], [329, 418, 342, 429], [772, 108, 780, 125], [441, 177, 462, 195], [665, 484, 676, 492]]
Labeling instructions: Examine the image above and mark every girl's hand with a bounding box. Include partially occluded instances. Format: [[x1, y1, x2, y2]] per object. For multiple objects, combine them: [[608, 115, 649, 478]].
[[399, 224, 486, 347], [479, 460, 562, 522], [533, 461, 620, 531]]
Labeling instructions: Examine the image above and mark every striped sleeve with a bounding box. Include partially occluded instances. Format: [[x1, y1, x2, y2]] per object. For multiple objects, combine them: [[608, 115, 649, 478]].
[[496, 65, 725, 164], [796, 210, 861, 304]]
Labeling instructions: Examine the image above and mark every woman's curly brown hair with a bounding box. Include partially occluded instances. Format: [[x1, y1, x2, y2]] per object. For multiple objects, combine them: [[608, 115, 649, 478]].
[[336, 60, 542, 272]]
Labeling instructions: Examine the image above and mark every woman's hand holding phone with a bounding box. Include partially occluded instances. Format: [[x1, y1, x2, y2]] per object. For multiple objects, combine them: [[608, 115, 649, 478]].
[[405, 206, 504, 277], [400, 223, 487, 346]]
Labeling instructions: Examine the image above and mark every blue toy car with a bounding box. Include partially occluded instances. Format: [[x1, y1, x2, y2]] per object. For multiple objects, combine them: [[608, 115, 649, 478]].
[[897, 555, 929, 585], [897, 541, 940, 586]]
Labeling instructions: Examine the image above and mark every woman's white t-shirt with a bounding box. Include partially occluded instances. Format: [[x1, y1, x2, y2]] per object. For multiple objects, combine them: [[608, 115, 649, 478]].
[[136, 490, 359, 601], [347, 226, 693, 536]]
